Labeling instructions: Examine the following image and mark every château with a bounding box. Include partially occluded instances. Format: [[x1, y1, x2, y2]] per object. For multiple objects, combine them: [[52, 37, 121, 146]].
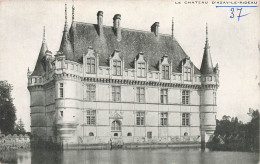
[[27, 4, 219, 149]]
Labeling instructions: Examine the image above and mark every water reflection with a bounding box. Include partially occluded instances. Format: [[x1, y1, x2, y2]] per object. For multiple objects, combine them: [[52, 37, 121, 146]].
[[0, 148, 258, 164]]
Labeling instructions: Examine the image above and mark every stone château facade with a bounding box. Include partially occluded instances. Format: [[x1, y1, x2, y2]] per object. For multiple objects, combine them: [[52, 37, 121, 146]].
[[27, 4, 219, 149]]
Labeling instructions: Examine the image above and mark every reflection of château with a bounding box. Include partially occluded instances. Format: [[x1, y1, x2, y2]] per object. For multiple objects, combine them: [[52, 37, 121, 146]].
[[27, 4, 219, 149]]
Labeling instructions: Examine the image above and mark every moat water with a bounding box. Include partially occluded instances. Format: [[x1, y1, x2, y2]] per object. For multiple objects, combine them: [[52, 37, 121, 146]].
[[0, 148, 259, 164]]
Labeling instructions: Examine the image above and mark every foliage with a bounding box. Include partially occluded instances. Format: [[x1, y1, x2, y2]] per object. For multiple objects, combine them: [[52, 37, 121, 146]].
[[13, 120, 26, 134], [207, 109, 259, 152], [0, 81, 16, 134]]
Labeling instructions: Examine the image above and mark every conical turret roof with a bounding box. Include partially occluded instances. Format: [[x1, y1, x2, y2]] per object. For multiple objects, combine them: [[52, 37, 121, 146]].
[[200, 24, 213, 75], [59, 3, 74, 60], [31, 28, 48, 76], [59, 30, 74, 60]]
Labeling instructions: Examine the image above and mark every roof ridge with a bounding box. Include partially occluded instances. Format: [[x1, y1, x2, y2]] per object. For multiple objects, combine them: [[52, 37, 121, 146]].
[[74, 21, 174, 37]]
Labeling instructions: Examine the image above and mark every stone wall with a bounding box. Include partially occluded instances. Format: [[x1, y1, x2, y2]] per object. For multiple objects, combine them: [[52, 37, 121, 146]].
[[0, 134, 30, 151]]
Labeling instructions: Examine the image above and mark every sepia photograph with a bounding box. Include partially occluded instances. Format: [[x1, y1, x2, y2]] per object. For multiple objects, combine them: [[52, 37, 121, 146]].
[[0, 0, 259, 163]]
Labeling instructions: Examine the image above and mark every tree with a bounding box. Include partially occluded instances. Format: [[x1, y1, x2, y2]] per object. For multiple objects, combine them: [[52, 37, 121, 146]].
[[208, 108, 259, 152], [0, 81, 16, 134], [14, 118, 26, 134]]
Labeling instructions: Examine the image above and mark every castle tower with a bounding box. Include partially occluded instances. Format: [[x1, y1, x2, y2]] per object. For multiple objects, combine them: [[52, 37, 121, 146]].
[[200, 24, 219, 149], [28, 27, 48, 141], [55, 4, 78, 146]]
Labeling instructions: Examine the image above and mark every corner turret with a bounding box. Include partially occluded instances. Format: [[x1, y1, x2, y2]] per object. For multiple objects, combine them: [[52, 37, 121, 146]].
[[199, 24, 219, 149]]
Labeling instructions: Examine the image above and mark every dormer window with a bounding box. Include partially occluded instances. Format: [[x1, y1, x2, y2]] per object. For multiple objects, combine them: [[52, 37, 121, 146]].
[[113, 60, 121, 76], [137, 63, 146, 77], [87, 58, 96, 74], [184, 67, 191, 81], [162, 65, 170, 79]]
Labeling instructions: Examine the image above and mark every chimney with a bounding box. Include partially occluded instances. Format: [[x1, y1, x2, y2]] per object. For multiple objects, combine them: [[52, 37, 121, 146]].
[[97, 11, 103, 36], [113, 14, 121, 41], [151, 22, 159, 38]]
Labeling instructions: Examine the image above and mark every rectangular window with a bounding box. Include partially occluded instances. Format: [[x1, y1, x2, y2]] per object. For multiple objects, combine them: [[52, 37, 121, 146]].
[[86, 110, 96, 125], [208, 76, 212, 81], [136, 112, 145, 126], [137, 63, 146, 77], [182, 113, 190, 126], [147, 131, 152, 139], [182, 90, 190, 105], [162, 65, 170, 79], [160, 112, 168, 126], [86, 84, 96, 101], [184, 67, 191, 81], [113, 60, 121, 75], [112, 86, 121, 102], [87, 58, 96, 74], [213, 92, 216, 105], [136, 87, 145, 103], [59, 83, 64, 98], [160, 89, 168, 104]]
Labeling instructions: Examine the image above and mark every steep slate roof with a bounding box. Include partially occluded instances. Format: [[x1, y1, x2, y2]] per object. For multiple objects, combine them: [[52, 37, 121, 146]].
[[200, 31, 213, 75], [31, 42, 48, 76], [59, 29, 74, 61], [68, 22, 200, 74]]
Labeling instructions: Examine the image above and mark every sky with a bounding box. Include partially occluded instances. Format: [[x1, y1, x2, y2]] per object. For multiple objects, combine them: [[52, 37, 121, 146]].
[[0, 0, 259, 131]]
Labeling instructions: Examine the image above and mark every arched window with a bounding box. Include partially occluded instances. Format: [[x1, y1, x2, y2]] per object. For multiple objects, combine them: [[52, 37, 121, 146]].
[[127, 132, 132, 136], [111, 120, 121, 131], [184, 132, 188, 136], [89, 132, 94, 136]]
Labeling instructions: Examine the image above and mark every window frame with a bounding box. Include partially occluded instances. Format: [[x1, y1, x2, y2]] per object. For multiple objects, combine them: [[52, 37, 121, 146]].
[[136, 87, 145, 103], [111, 120, 121, 131], [213, 91, 217, 105], [59, 83, 64, 98], [160, 112, 168, 126], [184, 67, 191, 81], [137, 62, 146, 78], [162, 65, 170, 80], [86, 110, 96, 125], [182, 90, 190, 105], [112, 86, 121, 102], [136, 111, 145, 126], [147, 131, 152, 139], [86, 84, 96, 101], [113, 60, 122, 76], [160, 89, 168, 104], [182, 113, 190, 126], [86, 58, 96, 74]]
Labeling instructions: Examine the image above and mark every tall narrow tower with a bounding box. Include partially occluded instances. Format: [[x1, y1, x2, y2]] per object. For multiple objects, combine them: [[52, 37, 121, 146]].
[[27, 26, 48, 141], [200, 24, 219, 149]]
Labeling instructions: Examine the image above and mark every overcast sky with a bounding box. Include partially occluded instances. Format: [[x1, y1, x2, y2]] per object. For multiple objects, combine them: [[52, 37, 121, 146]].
[[0, 0, 259, 131]]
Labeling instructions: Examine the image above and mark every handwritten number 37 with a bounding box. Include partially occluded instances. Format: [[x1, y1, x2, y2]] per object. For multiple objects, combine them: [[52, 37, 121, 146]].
[[230, 8, 249, 21]]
